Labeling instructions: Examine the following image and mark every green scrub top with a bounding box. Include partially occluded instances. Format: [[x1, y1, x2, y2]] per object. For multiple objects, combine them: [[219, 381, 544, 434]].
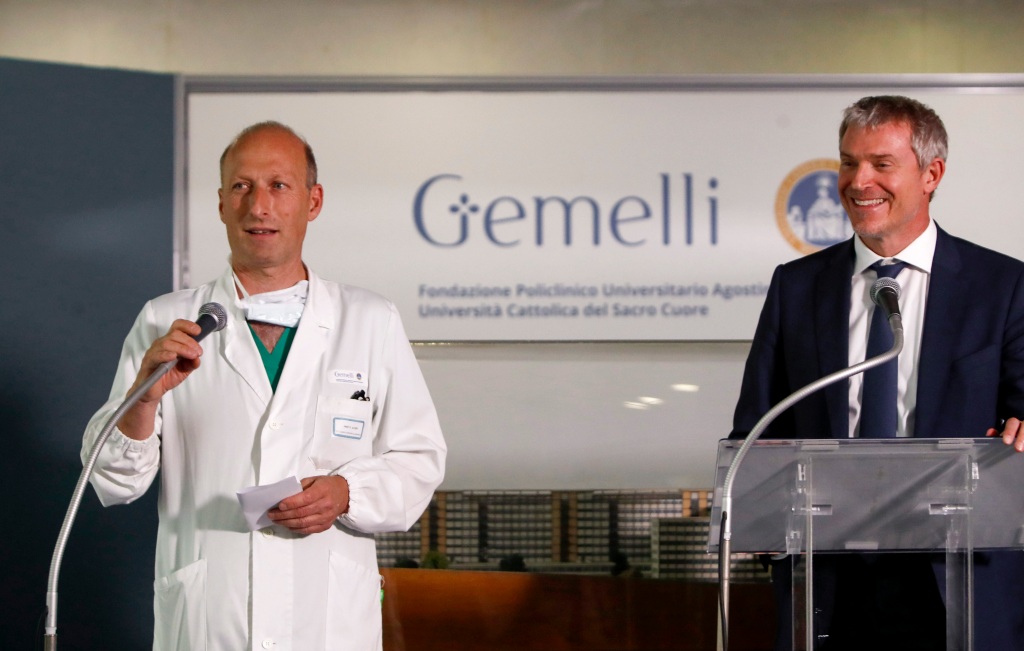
[[248, 323, 297, 392]]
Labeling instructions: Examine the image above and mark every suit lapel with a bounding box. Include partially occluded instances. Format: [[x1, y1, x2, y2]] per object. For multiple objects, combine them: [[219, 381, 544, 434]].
[[816, 240, 855, 439], [915, 228, 965, 438]]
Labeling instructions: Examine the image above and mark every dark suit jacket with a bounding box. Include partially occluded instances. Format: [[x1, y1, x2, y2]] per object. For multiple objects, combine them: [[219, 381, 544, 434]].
[[730, 225, 1024, 649]]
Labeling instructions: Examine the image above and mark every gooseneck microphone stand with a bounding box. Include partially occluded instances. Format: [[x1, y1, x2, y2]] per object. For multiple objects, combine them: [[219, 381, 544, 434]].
[[43, 357, 182, 651], [718, 292, 903, 651], [44, 303, 226, 650]]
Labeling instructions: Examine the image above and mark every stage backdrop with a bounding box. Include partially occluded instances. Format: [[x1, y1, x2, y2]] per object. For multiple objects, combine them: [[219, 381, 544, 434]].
[[180, 77, 1024, 493], [183, 78, 1024, 342]]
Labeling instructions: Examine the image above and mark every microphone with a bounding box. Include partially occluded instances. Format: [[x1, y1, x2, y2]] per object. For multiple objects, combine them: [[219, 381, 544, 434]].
[[151, 302, 228, 377], [194, 302, 229, 342], [44, 303, 228, 650], [870, 277, 902, 322]]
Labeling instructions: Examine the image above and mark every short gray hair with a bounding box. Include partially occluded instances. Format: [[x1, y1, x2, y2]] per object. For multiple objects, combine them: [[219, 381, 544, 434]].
[[839, 95, 948, 169]]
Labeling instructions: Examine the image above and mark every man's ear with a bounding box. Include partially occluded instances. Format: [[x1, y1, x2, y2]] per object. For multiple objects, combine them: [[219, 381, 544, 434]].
[[923, 157, 945, 195], [307, 184, 324, 222]]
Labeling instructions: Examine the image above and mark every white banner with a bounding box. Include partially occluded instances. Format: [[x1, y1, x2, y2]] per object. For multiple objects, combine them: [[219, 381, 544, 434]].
[[185, 82, 1024, 341]]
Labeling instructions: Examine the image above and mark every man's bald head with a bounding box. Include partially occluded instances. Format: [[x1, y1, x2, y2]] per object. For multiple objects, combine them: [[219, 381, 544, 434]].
[[220, 121, 318, 189]]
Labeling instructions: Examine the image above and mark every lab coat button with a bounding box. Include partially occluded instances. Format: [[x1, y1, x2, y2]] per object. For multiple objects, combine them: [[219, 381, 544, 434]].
[[261, 528, 274, 537], [261, 639, 275, 649], [269, 421, 283, 430]]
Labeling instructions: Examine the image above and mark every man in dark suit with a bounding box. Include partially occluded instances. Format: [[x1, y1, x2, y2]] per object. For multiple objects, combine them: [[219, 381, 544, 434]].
[[731, 95, 1024, 650]]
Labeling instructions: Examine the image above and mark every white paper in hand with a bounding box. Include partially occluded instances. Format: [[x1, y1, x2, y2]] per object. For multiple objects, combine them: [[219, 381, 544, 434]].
[[236, 476, 303, 531]]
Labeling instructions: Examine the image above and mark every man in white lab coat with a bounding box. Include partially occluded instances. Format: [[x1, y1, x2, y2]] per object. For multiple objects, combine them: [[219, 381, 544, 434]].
[[82, 122, 447, 651]]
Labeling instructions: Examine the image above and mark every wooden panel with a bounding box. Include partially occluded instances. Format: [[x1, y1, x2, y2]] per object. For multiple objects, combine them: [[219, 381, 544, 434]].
[[381, 569, 774, 651]]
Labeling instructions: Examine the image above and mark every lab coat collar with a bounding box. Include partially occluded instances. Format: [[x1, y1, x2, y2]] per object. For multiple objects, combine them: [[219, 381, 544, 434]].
[[270, 269, 334, 400], [301, 268, 336, 332], [213, 269, 274, 405], [211, 267, 338, 406]]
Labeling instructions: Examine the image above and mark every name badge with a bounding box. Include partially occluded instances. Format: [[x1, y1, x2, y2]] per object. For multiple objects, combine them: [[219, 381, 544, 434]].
[[332, 417, 365, 440], [329, 369, 366, 385]]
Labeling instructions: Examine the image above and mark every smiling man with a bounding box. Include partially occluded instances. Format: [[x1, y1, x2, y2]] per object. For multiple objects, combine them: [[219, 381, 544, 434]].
[[83, 122, 446, 651], [838, 109, 944, 257], [731, 96, 1024, 649]]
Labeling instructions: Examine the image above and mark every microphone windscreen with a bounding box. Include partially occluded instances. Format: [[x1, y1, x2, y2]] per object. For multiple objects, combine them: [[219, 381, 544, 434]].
[[195, 302, 229, 341], [870, 277, 901, 306]]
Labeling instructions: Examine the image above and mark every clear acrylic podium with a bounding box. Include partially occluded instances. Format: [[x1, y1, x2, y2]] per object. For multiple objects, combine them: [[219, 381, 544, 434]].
[[709, 437, 1024, 650]]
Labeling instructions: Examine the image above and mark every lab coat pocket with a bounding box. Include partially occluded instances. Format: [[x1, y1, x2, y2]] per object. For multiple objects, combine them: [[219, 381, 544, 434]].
[[153, 558, 207, 651], [324, 551, 383, 651], [312, 395, 373, 470]]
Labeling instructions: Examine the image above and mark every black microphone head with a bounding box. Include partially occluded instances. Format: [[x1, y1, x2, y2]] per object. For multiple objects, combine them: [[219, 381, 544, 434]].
[[869, 277, 901, 306], [197, 302, 229, 332]]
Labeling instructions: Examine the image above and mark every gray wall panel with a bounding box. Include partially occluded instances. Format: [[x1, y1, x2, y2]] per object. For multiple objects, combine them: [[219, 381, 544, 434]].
[[0, 57, 173, 649]]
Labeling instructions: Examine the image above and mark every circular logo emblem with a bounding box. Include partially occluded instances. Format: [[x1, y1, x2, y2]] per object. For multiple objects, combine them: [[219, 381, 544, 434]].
[[775, 159, 851, 255]]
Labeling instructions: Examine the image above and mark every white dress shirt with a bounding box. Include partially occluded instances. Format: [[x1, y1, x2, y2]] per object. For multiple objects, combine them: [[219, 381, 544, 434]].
[[848, 219, 937, 438]]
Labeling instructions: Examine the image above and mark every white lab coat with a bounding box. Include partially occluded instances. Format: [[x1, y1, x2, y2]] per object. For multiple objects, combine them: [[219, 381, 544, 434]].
[[82, 268, 446, 651]]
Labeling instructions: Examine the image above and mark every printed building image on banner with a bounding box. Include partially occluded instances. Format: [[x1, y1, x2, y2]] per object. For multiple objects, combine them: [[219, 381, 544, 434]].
[[185, 87, 1024, 341], [776, 159, 848, 255]]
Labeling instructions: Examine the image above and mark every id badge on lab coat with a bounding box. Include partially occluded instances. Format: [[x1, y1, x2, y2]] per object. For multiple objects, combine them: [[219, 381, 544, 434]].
[[312, 394, 372, 469]]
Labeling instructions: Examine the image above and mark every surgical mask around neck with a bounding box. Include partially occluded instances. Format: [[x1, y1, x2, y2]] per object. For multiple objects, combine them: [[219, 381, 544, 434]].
[[233, 274, 309, 328]]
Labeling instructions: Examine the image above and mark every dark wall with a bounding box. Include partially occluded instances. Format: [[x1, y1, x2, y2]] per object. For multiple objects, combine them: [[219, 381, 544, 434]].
[[0, 57, 173, 649]]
